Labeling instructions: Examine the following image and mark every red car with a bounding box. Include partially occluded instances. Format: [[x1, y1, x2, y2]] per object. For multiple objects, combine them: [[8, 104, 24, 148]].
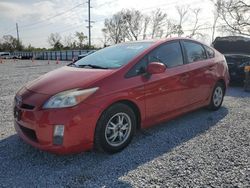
[[14, 38, 229, 154]]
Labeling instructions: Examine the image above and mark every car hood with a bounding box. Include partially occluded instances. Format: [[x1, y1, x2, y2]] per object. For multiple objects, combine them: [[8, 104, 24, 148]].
[[213, 36, 250, 55], [25, 66, 115, 95]]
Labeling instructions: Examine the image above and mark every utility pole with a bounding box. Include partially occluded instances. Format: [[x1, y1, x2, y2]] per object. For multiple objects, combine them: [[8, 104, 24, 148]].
[[88, 0, 91, 47], [16, 23, 20, 43]]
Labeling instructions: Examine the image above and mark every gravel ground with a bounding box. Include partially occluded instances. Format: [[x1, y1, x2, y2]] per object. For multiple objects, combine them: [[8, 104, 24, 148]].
[[0, 60, 249, 187]]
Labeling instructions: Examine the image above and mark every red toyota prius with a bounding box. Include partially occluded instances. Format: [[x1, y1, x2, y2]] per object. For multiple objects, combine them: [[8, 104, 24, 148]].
[[14, 38, 229, 154]]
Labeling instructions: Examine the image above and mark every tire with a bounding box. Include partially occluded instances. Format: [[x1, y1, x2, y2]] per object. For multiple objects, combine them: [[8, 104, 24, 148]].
[[94, 103, 136, 153], [207, 82, 225, 111]]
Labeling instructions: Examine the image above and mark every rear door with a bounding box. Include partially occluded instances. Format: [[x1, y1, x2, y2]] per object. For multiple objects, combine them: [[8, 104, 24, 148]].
[[181, 40, 216, 104]]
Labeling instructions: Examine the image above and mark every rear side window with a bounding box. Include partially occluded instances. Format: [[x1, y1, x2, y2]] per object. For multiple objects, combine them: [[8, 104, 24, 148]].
[[183, 41, 207, 63], [149, 41, 184, 68], [204, 45, 215, 58]]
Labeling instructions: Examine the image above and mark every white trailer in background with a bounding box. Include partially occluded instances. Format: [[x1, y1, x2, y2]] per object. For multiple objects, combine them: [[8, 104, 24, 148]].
[[0, 52, 11, 59]]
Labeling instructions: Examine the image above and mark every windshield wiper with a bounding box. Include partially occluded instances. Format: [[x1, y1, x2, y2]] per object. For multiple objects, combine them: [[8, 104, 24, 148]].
[[67, 63, 77, 67], [77, 64, 108, 69]]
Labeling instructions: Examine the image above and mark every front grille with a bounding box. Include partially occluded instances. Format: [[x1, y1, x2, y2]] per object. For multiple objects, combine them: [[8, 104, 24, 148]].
[[21, 103, 35, 110], [227, 63, 236, 69], [19, 124, 38, 142]]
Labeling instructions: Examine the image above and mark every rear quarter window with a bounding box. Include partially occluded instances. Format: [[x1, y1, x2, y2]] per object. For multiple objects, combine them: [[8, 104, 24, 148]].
[[204, 45, 215, 58]]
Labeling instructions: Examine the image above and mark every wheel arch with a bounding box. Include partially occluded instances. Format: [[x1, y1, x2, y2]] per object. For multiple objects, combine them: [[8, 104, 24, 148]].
[[97, 99, 142, 130], [208, 78, 226, 105], [117, 100, 141, 130], [217, 78, 226, 91]]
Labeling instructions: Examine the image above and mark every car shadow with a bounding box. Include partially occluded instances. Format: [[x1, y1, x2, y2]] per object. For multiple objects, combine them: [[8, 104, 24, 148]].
[[0, 107, 228, 187]]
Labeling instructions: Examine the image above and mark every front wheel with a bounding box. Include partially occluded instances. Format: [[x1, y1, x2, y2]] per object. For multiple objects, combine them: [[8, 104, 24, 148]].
[[207, 82, 225, 111], [94, 103, 136, 153]]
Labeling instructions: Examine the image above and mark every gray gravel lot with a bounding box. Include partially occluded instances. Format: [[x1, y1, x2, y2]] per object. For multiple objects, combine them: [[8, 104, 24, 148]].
[[0, 60, 249, 187]]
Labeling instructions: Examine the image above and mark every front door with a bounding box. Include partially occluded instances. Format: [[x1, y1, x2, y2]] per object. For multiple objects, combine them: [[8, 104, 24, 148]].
[[143, 41, 191, 125]]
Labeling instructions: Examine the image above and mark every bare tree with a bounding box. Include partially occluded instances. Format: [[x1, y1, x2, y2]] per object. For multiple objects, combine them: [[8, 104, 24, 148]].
[[142, 16, 150, 39], [164, 20, 180, 37], [103, 9, 153, 43], [75, 32, 87, 48], [48, 33, 63, 49], [0, 35, 24, 51], [188, 8, 204, 38], [103, 12, 127, 44], [210, 0, 222, 42], [151, 9, 167, 39], [214, 0, 250, 36], [63, 34, 74, 48], [176, 5, 189, 36], [122, 9, 144, 41]]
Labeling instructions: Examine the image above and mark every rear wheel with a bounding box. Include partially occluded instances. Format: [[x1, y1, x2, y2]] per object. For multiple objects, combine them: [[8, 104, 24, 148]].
[[207, 82, 225, 111], [94, 103, 136, 153]]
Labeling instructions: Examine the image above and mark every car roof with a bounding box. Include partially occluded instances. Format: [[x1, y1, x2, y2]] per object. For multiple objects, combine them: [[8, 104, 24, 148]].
[[121, 37, 205, 46]]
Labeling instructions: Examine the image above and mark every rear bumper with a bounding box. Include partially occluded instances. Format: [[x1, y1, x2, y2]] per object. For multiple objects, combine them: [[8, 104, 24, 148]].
[[14, 102, 101, 155]]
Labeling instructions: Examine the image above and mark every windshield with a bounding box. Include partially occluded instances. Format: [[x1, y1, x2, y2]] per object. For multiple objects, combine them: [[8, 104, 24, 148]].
[[73, 42, 153, 69]]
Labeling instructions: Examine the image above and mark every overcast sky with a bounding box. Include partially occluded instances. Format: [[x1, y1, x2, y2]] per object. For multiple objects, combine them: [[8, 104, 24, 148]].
[[0, 0, 218, 48]]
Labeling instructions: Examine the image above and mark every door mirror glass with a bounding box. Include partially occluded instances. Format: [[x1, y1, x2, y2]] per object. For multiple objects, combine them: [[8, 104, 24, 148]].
[[146, 62, 166, 74]]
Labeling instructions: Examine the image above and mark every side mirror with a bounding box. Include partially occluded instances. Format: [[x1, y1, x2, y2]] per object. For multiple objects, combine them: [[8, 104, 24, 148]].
[[146, 62, 166, 75]]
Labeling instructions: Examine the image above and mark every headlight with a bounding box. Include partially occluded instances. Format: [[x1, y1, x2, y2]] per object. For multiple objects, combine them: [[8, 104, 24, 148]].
[[43, 87, 99, 109]]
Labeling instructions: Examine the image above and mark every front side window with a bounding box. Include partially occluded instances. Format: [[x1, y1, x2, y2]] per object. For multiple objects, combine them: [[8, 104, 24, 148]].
[[126, 41, 184, 78], [73, 42, 153, 69], [183, 41, 207, 63], [148, 41, 184, 68]]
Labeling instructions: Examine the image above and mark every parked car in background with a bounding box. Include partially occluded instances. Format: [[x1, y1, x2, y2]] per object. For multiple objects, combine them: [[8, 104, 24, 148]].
[[224, 54, 250, 83], [0, 52, 11, 59], [0, 52, 22, 59], [14, 38, 229, 154], [213, 36, 250, 84]]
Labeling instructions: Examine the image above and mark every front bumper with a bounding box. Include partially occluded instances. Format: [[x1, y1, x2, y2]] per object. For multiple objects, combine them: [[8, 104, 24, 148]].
[[14, 102, 101, 154]]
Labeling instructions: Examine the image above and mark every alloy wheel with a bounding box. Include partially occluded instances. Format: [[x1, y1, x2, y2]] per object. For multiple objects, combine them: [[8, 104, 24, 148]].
[[213, 86, 223, 107], [105, 112, 132, 147]]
